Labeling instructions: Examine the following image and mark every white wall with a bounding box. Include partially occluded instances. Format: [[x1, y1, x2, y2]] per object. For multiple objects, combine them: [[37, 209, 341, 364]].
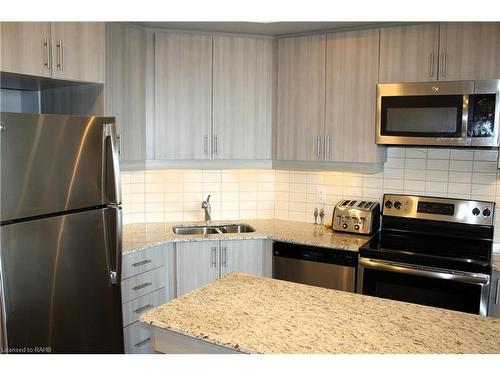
[[121, 147, 500, 242]]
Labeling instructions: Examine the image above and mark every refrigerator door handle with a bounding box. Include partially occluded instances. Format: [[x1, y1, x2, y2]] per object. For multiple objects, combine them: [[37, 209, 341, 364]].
[[104, 206, 122, 285], [103, 123, 121, 205]]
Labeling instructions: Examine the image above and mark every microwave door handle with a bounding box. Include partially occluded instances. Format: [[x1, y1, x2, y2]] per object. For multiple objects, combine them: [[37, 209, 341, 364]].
[[102, 123, 121, 205], [359, 258, 490, 285], [462, 95, 470, 140]]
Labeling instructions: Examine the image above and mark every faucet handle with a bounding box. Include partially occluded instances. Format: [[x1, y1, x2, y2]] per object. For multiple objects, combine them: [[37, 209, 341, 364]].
[[206, 194, 211, 202]]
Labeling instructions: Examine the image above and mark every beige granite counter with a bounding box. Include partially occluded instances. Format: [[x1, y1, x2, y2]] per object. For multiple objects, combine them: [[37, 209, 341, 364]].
[[123, 219, 371, 254], [140, 272, 500, 354]]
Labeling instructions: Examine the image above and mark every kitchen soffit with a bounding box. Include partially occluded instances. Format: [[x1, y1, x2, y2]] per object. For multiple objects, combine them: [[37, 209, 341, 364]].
[[131, 21, 386, 36]]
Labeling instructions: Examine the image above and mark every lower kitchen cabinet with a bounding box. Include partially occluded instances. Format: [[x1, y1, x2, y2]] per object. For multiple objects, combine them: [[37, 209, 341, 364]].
[[176, 239, 271, 297], [488, 270, 500, 317], [121, 244, 169, 353]]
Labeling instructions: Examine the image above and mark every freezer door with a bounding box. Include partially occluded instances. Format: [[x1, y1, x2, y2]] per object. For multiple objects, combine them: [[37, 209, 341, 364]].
[[0, 207, 124, 353], [0, 112, 121, 222]]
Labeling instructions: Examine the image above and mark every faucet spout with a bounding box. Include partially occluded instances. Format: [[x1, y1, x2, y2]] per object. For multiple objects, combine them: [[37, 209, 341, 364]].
[[201, 195, 212, 224]]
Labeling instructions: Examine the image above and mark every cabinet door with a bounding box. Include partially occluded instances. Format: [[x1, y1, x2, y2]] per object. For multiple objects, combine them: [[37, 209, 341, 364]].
[[213, 35, 273, 160], [325, 29, 381, 163], [105, 23, 147, 162], [220, 240, 264, 277], [176, 241, 219, 297], [154, 33, 212, 160], [276, 35, 326, 161], [50, 22, 105, 83], [488, 271, 500, 317], [0, 22, 52, 77], [379, 24, 439, 83], [439, 22, 500, 81]]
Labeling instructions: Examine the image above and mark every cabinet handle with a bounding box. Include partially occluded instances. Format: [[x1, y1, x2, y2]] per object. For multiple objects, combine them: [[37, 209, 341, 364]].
[[429, 52, 434, 78], [325, 136, 331, 159], [211, 247, 217, 267], [132, 282, 152, 291], [222, 246, 227, 268], [204, 135, 209, 155], [132, 259, 152, 267], [43, 37, 50, 70], [441, 52, 446, 78], [135, 338, 151, 348], [56, 39, 64, 71], [496, 278, 500, 304], [213, 134, 218, 155], [117, 134, 121, 157], [134, 304, 153, 314], [316, 136, 321, 159]]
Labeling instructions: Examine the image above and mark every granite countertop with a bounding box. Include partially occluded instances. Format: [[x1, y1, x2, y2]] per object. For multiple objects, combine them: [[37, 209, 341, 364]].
[[139, 272, 500, 354], [123, 219, 371, 254]]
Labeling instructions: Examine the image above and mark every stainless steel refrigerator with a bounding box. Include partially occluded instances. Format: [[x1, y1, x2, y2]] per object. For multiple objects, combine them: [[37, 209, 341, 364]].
[[0, 112, 124, 353]]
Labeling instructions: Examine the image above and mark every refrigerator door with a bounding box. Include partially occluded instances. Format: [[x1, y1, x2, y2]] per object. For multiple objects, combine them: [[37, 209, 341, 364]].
[[0, 112, 120, 223], [0, 207, 124, 353]]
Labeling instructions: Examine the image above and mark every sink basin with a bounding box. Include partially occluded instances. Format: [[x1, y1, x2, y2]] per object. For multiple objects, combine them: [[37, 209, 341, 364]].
[[172, 224, 255, 235]]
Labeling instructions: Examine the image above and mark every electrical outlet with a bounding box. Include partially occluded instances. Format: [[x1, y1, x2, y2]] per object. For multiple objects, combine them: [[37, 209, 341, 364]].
[[316, 187, 327, 204]]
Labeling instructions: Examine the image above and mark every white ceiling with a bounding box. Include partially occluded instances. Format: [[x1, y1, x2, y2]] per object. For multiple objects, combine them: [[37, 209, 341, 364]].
[[132, 22, 385, 36]]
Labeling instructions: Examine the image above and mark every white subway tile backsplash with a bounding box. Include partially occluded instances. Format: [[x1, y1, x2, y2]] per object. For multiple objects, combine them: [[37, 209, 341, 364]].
[[121, 150, 500, 241]]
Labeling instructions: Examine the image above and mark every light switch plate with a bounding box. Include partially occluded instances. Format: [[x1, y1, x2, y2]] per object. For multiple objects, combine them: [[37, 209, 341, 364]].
[[316, 187, 327, 204]]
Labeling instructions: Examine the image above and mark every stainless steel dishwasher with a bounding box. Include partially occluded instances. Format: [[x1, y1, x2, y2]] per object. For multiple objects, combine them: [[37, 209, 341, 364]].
[[272, 242, 358, 292]]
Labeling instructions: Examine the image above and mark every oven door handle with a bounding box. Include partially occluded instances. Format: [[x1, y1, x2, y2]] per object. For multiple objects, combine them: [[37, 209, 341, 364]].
[[359, 258, 490, 285]]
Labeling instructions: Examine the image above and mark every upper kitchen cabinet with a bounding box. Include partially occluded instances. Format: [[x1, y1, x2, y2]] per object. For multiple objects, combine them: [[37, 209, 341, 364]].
[[325, 29, 383, 163], [1, 22, 105, 83], [379, 23, 440, 83], [154, 32, 213, 160], [105, 23, 148, 162], [438, 22, 500, 81], [0, 22, 52, 78], [276, 35, 326, 161], [50, 22, 105, 83], [212, 35, 273, 160]]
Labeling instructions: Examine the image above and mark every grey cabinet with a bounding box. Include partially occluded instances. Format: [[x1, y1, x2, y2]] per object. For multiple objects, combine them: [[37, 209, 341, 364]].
[[276, 35, 326, 161], [213, 35, 273, 160], [0, 22, 52, 78], [325, 28, 383, 164], [176, 239, 267, 297], [121, 244, 169, 354], [380, 22, 500, 83], [1, 22, 105, 83], [154, 32, 213, 160], [488, 270, 500, 317], [379, 23, 440, 83], [105, 23, 148, 162]]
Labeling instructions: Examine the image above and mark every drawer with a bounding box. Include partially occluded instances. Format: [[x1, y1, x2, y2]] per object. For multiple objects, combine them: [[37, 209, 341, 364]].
[[122, 245, 165, 280], [122, 288, 166, 327], [124, 321, 153, 354], [121, 266, 166, 303]]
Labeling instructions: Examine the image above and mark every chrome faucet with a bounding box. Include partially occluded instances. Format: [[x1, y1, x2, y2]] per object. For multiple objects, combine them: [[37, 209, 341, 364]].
[[201, 194, 212, 224]]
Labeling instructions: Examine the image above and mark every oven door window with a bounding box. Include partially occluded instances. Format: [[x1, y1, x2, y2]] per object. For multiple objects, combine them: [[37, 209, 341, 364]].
[[381, 95, 464, 137], [362, 268, 482, 314]]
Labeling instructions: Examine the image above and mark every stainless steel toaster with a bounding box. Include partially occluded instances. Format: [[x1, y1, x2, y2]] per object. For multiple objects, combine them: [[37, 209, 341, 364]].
[[332, 199, 380, 235]]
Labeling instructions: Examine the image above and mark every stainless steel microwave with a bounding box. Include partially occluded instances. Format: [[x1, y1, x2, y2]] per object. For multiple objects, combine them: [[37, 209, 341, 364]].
[[376, 80, 500, 147]]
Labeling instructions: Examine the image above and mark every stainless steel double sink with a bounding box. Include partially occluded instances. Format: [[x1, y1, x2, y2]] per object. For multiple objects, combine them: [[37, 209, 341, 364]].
[[172, 223, 256, 235]]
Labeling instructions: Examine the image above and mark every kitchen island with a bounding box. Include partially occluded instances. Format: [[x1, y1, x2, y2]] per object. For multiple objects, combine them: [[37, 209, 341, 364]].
[[139, 272, 500, 354]]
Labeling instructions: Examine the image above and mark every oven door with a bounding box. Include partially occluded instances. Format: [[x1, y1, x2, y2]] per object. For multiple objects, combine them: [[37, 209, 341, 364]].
[[357, 258, 490, 316], [376, 81, 473, 146]]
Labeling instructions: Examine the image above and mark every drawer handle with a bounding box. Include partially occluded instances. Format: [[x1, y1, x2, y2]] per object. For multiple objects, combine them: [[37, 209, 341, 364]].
[[134, 304, 153, 314], [132, 282, 152, 291], [135, 337, 151, 348], [132, 259, 152, 267]]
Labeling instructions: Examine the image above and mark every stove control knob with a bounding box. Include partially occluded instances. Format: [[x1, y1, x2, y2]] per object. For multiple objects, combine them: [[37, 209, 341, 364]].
[[394, 201, 402, 209], [354, 224, 360, 231], [472, 207, 480, 216], [483, 208, 491, 217], [385, 200, 393, 209], [342, 223, 348, 229]]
